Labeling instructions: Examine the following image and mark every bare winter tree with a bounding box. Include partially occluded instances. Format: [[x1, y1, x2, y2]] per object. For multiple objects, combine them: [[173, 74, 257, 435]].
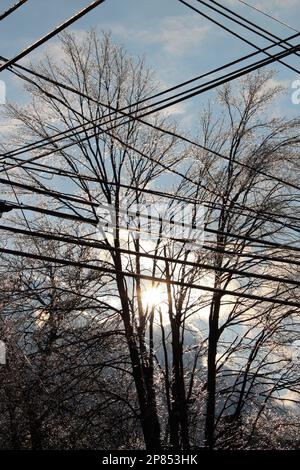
[[183, 70, 300, 448], [1, 30, 300, 451], [0, 30, 186, 450]]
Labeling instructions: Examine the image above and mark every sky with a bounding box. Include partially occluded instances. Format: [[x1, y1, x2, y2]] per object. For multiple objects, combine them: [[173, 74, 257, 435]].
[[0, 0, 300, 129]]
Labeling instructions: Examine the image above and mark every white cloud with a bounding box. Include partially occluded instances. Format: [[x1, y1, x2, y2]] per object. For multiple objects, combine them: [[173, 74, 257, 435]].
[[160, 101, 189, 117], [19, 28, 89, 66], [0, 117, 20, 136], [137, 15, 210, 56], [110, 15, 211, 57], [281, 389, 300, 408]]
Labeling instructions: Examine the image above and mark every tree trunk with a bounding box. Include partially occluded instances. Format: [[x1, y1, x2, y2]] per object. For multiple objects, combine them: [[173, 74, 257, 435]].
[[205, 293, 221, 449], [114, 251, 161, 450], [171, 322, 190, 450]]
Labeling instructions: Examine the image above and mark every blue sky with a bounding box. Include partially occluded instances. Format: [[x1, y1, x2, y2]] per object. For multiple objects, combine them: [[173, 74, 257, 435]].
[[1, 0, 300, 130]]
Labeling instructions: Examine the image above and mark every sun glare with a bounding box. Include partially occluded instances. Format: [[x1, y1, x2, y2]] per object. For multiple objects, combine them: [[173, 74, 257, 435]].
[[142, 286, 166, 309]]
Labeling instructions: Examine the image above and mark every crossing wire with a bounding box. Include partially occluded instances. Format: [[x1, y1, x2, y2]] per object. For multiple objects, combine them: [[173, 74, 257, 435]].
[[0, 245, 299, 309], [0, 0, 106, 72], [1, 222, 300, 287], [2, 38, 300, 193]]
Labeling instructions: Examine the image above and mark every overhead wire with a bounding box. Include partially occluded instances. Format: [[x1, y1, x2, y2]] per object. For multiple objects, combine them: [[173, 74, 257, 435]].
[[1, 29, 300, 163], [208, 0, 300, 49], [1, 193, 300, 255], [0, 0, 106, 73], [0, 0, 28, 21], [0, 245, 299, 309], [179, 0, 300, 74], [1, 64, 300, 241], [1, 173, 300, 233], [0, 0, 298, 298], [236, 0, 299, 33], [1, 222, 300, 287], [2, 38, 300, 194], [1, 62, 300, 257]]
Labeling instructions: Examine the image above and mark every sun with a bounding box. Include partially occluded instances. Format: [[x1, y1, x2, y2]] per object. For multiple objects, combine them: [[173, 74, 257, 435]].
[[142, 286, 166, 309]]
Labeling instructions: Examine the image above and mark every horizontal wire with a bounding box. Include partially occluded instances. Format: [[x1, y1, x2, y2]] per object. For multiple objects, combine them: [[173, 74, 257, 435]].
[[0, 245, 299, 309], [1, 196, 300, 254], [1, 172, 300, 230], [2, 33, 298, 160], [2, 33, 300, 193], [1, 222, 300, 286]]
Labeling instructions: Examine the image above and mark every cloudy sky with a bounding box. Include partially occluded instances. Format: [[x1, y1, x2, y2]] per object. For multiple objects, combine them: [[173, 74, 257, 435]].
[[0, 0, 300, 128]]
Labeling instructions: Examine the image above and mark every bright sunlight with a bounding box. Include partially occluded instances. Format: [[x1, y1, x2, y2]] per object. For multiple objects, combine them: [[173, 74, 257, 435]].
[[141, 286, 167, 310]]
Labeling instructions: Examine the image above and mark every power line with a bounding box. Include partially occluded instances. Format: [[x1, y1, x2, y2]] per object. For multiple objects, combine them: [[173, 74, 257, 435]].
[[2, 67, 299, 238], [68, 124, 300, 234], [3, 168, 48, 263], [0, 199, 98, 225], [0, 245, 299, 309], [2, 65, 299, 237], [0, 0, 28, 21], [201, 242, 300, 267], [236, 0, 299, 33], [208, 0, 300, 50], [0, 6, 298, 264], [179, 0, 300, 74], [2, 193, 300, 254], [0, 0, 106, 73], [94, 201, 300, 254], [0, 176, 98, 208], [1, 173, 299, 234], [1, 29, 299, 162], [1, 222, 300, 287], [0, 14, 298, 258], [2, 185, 300, 267], [2, 38, 300, 194]]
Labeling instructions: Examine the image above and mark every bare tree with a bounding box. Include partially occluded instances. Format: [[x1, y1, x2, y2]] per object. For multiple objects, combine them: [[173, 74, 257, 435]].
[[183, 70, 300, 448], [1, 30, 300, 451]]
